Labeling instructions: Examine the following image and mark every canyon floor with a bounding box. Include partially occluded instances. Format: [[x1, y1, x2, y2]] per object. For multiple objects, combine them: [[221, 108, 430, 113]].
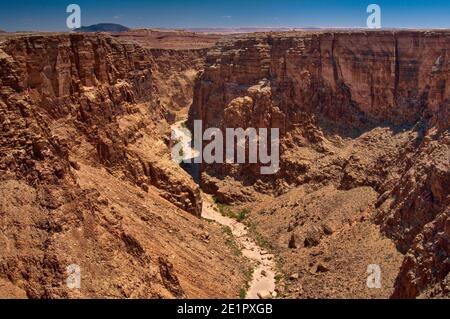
[[0, 29, 449, 299]]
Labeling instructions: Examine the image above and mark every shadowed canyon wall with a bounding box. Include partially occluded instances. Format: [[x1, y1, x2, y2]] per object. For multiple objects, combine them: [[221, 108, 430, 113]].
[[190, 31, 449, 298]]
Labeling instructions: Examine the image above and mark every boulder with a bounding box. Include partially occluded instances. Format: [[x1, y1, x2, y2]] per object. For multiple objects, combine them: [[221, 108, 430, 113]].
[[257, 290, 272, 300]]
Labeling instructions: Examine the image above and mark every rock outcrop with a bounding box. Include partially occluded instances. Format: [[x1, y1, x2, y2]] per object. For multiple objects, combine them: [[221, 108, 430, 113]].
[[0, 33, 247, 298], [1, 33, 202, 215], [190, 31, 449, 298], [1, 30, 448, 299]]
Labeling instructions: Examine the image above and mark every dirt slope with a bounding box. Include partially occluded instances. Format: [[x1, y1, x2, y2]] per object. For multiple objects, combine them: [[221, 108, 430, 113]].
[[0, 33, 247, 298]]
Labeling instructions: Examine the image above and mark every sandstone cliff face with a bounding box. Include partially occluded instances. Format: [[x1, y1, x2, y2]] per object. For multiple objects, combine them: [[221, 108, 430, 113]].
[[0, 34, 247, 298], [190, 31, 449, 298], [193, 31, 450, 127], [2, 34, 202, 215], [147, 48, 207, 114], [1, 30, 448, 299]]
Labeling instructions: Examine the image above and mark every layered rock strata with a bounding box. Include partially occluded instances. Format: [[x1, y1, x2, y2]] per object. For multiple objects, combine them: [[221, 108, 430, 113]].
[[190, 31, 449, 298]]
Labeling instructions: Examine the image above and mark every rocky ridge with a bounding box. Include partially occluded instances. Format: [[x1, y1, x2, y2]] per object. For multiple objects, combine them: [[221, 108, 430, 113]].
[[190, 31, 449, 298], [0, 33, 247, 298]]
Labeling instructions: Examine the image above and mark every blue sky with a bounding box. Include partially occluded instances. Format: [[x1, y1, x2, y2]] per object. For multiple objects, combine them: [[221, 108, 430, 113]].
[[1, 0, 450, 31]]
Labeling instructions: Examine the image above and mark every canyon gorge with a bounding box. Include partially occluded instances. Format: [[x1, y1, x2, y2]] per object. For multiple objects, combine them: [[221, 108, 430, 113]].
[[0, 30, 448, 299]]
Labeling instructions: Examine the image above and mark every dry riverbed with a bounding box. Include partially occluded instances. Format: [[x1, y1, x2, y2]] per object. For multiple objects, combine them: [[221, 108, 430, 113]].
[[171, 120, 278, 299], [202, 195, 277, 299]]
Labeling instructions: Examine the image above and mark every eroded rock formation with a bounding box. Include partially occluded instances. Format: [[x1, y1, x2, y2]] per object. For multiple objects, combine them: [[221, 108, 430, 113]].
[[190, 31, 449, 298], [0, 30, 448, 299], [0, 33, 247, 298], [2, 34, 202, 215]]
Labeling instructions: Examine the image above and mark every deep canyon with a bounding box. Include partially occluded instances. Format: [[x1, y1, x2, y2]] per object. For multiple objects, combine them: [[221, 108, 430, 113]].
[[0, 30, 448, 299]]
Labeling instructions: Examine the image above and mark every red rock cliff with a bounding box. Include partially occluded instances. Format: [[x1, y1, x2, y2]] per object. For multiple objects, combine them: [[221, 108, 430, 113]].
[[190, 31, 449, 298], [0, 34, 247, 298], [1, 33, 203, 215]]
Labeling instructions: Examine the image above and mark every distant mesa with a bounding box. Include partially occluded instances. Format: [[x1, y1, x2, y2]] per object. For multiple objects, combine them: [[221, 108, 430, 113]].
[[74, 23, 130, 33], [0, 29, 6, 33]]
